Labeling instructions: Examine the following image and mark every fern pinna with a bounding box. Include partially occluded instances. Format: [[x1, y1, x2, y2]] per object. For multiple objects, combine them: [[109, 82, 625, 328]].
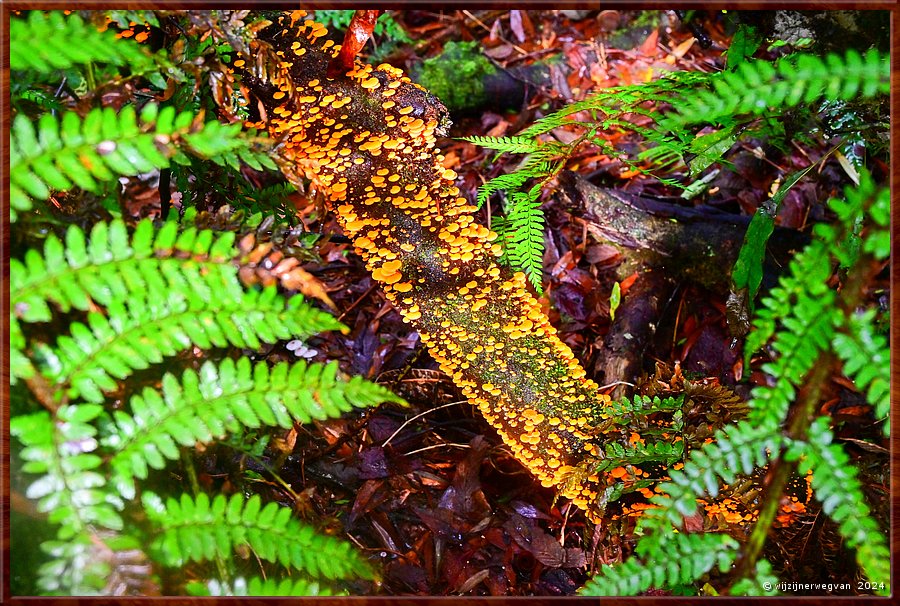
[[9, 103, 275, 221], [11, 217, 400, 594]]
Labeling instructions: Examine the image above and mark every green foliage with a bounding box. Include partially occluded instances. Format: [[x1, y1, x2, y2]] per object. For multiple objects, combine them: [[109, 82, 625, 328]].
[[9, 11, 160, 74], [143, 492, 374, 580], [12, 404, 122, 538], [731, 161, 822, 318], [581, 176, 889, 595], [11, 404, 124, 594], [466, 46, 888, 283], [725, 24, 762, 70], [9, 104, 274, 221], [189, 576, 345, 596], [580, 533, 738, 596], [665, 49, 889, 128], [500, 184, 546, 289], [11, 219, 399, 595], [728, 559, 780, 596], [785, 418, 890, 586], [833, 310, 890, 432], [106, 357, 404, 499]]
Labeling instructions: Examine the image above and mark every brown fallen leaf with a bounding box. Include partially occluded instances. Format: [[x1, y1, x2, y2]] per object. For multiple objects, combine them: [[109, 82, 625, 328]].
[[279, 265, 338, 311], [328, 10, 382, 78]]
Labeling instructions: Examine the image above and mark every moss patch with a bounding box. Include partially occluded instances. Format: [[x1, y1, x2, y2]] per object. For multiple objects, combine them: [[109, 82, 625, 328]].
[[415, 41, 497, 112]]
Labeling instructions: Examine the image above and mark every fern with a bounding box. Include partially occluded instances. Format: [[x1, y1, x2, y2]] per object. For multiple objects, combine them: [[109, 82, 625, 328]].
[[728, 559, 780, 596], [11, 219, 235, 326], [461, 135, 546, 155], [664, 49, 889, 128], [504, 184, 546, 290], [12, 217, 397, 594], [12, 219, 344, 403], [36, 286, 341, 404], [467, 49, 888, 282], [581, 175, 889, 595], [105, 357, 404, 498], [142, 492, 374, 580], [189, 576, 345, 596], [11, 404, 125, 594], [580, 533, 739, 596], [785, 418, 890, 586], [833, 310, 890, 432], [9, 11, 160, 74], [9, 104, 274, 221]]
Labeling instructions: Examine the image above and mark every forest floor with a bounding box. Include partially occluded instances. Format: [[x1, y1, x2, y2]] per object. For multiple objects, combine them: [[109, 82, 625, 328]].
[[181, 10, 887, 596]]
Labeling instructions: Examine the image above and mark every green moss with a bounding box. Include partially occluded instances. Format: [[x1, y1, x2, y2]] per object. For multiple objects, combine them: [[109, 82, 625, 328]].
[[416, 41, 496, 112]]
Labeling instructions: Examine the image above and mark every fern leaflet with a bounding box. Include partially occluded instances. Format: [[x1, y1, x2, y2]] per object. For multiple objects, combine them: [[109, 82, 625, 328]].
[[664, 49, 889, 128], [504, 184, 546, 289], [105, 357, 404, 498], [9, 104, 273, 221], [189, 576, 345, 596], [785, 419, 890, 593], [143, 492, 375, 580], [11, 405, 124, 594], [9, 11, 161, 74]]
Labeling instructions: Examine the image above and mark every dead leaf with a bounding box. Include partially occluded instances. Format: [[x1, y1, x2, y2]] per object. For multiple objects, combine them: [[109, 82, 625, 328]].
[[670, 36, 696, 59], [510, 10, 526, 44], [639, 28, 660, 57], [504, 513, 585, 568], [279, 265, 338, 311]]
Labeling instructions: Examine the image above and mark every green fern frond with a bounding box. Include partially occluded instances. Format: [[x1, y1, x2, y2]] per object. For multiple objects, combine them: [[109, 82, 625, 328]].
[[666, 49, 889, 127], [37, 287, 343, 404], [143, 492, 375, 580], [461, 135, 546, 155], [504, 184, 546, 290], [643, 420, 780, 526], [11, 219, 236, 324], [11, 404, 124, 594], [519, 71, 709, 139], [832, 310, 890, 433], [603, 394, 684, 423], [785, 418, 890, 593], [12, 218, 344, 400], [11, 405, 123, 536], [597, 440, 685, 472], [189, 576, 345, 596], [744, 175, 888, 429], [729, 559, 780, 596], [579, 532, 738, 596], [475, 161, 556, 208], [9, 104, 271, 221], [10, 218, 236, 385], [105, 357, 404, 498], [9, 11, 160, 74]]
